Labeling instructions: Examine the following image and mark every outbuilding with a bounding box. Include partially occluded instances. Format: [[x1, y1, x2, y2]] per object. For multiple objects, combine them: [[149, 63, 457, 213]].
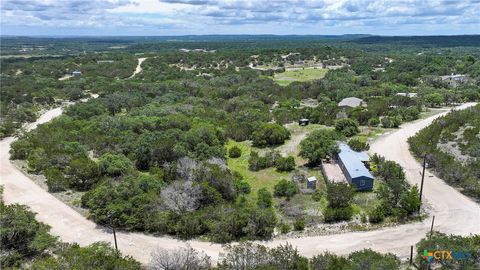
[[298, 118, 309, 126], [72, 71, 82, 76], [336, 143, 374, 191], [338, 97, 364, 108], [307, 176, 317, 189]]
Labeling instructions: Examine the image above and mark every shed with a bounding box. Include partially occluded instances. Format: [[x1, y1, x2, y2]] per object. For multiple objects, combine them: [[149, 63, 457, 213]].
[[307, 176, 317, 189], [336, 143, 374, 191], [298, 118, 309, 126], [72, 71, 82, 76], [338, 97, 364, 108]]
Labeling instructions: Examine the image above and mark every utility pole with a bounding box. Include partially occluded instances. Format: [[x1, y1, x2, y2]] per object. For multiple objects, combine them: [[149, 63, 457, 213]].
[[108, 211, 118, 253], [112, 226, 118, 252], [429, 216, 435, 239], [410, 245, 413, 265], [418, 156, 426, 212]]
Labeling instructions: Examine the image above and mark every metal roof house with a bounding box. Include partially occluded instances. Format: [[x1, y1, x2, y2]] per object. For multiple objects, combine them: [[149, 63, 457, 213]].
[[338, 97, 364, 108], [337, 143, 374, 191]]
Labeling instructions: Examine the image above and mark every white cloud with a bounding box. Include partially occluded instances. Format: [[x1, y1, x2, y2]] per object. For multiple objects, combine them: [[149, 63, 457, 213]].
[[1, 0, 479, 35]]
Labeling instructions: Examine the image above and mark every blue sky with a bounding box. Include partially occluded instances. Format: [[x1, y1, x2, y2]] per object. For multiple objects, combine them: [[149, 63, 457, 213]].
[[1, 0, 479, 36]]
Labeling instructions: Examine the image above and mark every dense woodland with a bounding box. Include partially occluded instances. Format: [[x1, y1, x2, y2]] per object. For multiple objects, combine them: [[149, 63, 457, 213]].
[[409, 104, 480, 199], [2, 36, 480, 242]]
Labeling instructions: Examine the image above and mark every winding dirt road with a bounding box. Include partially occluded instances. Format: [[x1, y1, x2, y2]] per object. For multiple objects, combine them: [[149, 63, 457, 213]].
[[1, 103, 479, 265], [128, 57, 147, 79]]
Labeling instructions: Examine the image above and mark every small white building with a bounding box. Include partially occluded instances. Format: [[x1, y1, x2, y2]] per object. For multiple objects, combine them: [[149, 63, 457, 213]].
[[307, 176, 317, 189], [396, 92, 418, 98], [72, 71, 82, 76]]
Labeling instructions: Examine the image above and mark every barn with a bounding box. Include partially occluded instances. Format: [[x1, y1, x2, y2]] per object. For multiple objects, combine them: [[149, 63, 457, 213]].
[[336, 143, 374, 191]]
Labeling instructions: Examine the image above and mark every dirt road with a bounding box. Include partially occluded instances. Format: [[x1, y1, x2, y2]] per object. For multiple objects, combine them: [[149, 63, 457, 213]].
[[128, 57, 147, 79], [1, 103, 479, 265]]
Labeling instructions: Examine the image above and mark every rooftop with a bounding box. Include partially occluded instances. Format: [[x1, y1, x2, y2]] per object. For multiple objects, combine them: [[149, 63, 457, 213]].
[[338, 97, 364, 108], [338, 143, 373, 179]]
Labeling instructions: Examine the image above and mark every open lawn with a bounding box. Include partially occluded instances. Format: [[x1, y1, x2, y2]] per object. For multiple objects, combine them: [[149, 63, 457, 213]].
[[227, 140, 326, 201], [273, 68, 328, 86], [227, 140, 291, 200]]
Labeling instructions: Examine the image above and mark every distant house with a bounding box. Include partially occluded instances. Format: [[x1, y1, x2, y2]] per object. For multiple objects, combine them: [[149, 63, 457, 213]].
[[72, 71, 82, 76], [396, 92, 418, 98], [336, 143, 374, 191], [440, 74, 467, 87], [338, 97, 364, 108], [307, 176, 317, 189]]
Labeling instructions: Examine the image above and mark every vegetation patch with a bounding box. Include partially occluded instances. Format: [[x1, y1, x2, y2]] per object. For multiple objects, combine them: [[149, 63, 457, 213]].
[[273, 68, 328, 86]]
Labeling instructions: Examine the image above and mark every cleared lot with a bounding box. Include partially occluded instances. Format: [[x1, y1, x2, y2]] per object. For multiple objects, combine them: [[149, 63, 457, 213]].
[[322, 161, 347, 183]]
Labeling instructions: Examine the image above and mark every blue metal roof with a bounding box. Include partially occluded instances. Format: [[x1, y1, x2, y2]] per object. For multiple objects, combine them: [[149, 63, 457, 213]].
[[338, 143, 373, 180]]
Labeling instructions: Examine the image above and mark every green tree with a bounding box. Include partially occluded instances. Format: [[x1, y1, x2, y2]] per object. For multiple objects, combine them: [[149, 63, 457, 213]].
[[44, 168, 68, 192], [257, 188, 273, 209], [275, 156, 296, 172], [399, 185, 421, 215], [98, 153, 133, 177], [299, 129, 339, 165], [425, 92, 444, 107], [273, 179, 298, 200], [31, 242, 142, 270], [326, 182, 355, 208], [66, 157, 100, 191], [251, 123, 291, 147], [335, 118, 359, 137], [347, 138, 370, 152], [347, 249, 400, 270], [0, 203, 57, 268]]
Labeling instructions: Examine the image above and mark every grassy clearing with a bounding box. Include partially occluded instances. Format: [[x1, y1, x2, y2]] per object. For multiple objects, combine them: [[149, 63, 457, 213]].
[[273, 68, 328, 86], [356, 126, 392, 142], [227, 140, 291, 200]]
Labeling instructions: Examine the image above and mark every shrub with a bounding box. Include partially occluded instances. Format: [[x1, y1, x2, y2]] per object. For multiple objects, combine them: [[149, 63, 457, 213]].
[[368, 205, 385, 223], [279, 222, 291, 233], [251, 123, 291, 147], [98, 153, 133, 177], [44, 168, 68, 192], [274, 179, 298, 200], [275, 156, 296, 172], [367, 117, 380, 127], [228, 146, 242, 158], [347, 138, 370, 152], [323, 206, 353, 223], [293, 218, 305, 231], [381, 116, 402, 128], [257, 188, 273, 209], [248, 150, 280, 171], [335, 118, 359, 137], [326, 182, 354, 209]]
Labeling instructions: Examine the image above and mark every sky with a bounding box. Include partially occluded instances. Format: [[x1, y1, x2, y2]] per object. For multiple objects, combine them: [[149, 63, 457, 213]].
[[1, 0, 479, 36]]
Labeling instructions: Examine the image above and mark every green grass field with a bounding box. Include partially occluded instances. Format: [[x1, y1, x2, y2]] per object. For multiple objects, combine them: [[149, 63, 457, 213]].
[[227, 140, 326, 200], [227, 140, 291, 200], [273, 68, 328, 86]]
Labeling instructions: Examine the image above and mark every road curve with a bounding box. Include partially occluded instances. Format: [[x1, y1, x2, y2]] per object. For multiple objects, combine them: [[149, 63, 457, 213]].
[[128, 57, 147, 79], [1, 103, 479, 264]]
